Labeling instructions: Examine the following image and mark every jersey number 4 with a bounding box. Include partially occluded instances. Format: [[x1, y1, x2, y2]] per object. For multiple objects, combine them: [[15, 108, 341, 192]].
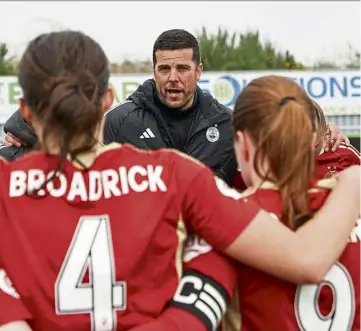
[[55, 215, 126, 331]]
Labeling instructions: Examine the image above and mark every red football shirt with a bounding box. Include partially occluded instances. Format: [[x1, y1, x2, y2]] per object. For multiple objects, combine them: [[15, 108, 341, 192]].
[[316, 143, 360, 179], [0, 268, 31, 325], [0, 143, 260, 331], [222, 180, 360, 331]]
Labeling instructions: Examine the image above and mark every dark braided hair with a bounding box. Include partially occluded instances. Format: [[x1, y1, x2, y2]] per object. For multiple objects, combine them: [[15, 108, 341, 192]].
[[17, 30, 110, 190], [18, 31, 110, 174]]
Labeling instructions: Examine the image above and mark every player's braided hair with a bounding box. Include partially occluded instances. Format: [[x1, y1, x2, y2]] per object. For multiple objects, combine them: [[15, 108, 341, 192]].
[[232, 75, 316, 230], [17, 31, 110, 189]]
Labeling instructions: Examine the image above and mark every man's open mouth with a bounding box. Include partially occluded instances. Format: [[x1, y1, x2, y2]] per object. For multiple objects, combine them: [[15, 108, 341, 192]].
[[167, 89, 183, 97]]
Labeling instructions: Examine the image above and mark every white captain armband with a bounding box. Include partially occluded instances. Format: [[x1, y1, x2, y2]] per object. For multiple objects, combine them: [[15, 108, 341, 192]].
[[169, 269, 230, 331]]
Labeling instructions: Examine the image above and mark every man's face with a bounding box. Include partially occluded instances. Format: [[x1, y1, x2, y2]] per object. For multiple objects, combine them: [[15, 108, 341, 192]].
[[154, 48, 202, 110]]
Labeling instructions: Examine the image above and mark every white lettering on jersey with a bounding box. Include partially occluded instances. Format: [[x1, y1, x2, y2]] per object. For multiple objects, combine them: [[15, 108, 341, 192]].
[[9, 165, 167, 200], [0, 269, 20, 299], [183, 235, 213, 263]]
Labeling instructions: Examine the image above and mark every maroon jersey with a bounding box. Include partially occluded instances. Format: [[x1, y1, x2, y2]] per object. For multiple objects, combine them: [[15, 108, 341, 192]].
[[316, 143, 360, 179], [0, 268, 32, 325], [0, 143, 260, 331], [222, 179, 360, 331]]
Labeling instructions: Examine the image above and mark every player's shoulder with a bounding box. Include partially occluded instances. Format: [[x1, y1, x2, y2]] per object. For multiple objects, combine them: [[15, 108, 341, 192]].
[[318, 143, 360, 160], [338, 143, 360, 163], [320, 143, 360, 163], [3, 151, 49, 172], [239, 182, 283, 217], [123, 143, 206, 172], [239, 182, 279, 200], [0, 155, 8, 171], [105, 143, 207, 191]]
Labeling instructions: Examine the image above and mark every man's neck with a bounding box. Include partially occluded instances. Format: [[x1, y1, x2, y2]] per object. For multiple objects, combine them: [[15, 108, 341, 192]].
[[180, 93, 196, 111]]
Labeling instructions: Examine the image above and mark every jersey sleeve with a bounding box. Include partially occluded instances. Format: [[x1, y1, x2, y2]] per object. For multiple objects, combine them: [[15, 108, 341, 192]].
[[346, 145, 360, 165], [182, 165, 262, 251], [129, 236, 237, 331], [128, 308, 207, 331], [168, 235, 238, 331], [0, 268, 32, 326], [182, 234, 237, 299]]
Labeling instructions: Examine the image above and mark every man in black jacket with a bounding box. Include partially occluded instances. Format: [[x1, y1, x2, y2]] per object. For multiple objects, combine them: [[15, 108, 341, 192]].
[[0, 29, 349, 186], [104, 30, 237, 184]]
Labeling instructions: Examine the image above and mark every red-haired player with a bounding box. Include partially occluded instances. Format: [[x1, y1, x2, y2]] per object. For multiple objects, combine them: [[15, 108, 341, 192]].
[[222, 76, 360, 331]]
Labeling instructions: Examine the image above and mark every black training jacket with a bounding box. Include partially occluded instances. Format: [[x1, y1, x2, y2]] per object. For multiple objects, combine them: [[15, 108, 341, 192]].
[[104, 79, 237, 185], [0, 110, 36, 161]]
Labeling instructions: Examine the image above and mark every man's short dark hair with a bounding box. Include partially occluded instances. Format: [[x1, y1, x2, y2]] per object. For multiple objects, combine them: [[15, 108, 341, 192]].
[[152, 29, 200, 67]]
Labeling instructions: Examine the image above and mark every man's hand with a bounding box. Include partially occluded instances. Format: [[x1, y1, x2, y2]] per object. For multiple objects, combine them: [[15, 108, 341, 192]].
[[1, 133, 23, 148], [324, 123, 350, 153]]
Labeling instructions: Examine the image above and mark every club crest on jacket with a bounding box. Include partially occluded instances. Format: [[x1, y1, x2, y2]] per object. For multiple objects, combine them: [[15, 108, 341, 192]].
[[206, 126, 220, 142]]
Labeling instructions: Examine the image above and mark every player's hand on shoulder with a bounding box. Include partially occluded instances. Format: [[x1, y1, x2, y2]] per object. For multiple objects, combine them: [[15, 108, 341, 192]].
[[324, 123, 350, 152]]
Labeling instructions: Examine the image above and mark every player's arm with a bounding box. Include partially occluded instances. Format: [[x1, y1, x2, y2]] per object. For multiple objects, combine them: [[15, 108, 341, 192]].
[[130, 242, 237, 331], [183, 163, 360, 284], [129, 308, 208, 331], [0, 322, 32, 331], [168, 239, 237, 331]]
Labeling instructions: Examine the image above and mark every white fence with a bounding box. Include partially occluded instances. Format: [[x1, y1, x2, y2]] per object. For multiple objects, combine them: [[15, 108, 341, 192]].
[[0, 70, 360, 135]]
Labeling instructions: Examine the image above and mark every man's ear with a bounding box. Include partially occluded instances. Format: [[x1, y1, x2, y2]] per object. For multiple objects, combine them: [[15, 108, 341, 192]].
[[19, 98, 33, 124], [196, 63, 203, 81]]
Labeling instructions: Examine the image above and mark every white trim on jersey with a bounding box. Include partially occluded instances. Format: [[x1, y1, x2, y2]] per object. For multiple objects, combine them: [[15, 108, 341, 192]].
[[339, 144, 361, 160]]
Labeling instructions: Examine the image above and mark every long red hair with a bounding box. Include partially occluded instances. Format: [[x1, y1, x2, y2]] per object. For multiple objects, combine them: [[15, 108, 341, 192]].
[[233, 75, 316, 229]]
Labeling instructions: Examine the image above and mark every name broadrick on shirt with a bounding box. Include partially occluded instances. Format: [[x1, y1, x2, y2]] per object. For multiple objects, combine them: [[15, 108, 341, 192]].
[[9, 165, 168, 200]]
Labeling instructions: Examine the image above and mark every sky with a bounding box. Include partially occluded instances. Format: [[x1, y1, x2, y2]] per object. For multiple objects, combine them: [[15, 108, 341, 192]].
[[0, 1, 360, 66]]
